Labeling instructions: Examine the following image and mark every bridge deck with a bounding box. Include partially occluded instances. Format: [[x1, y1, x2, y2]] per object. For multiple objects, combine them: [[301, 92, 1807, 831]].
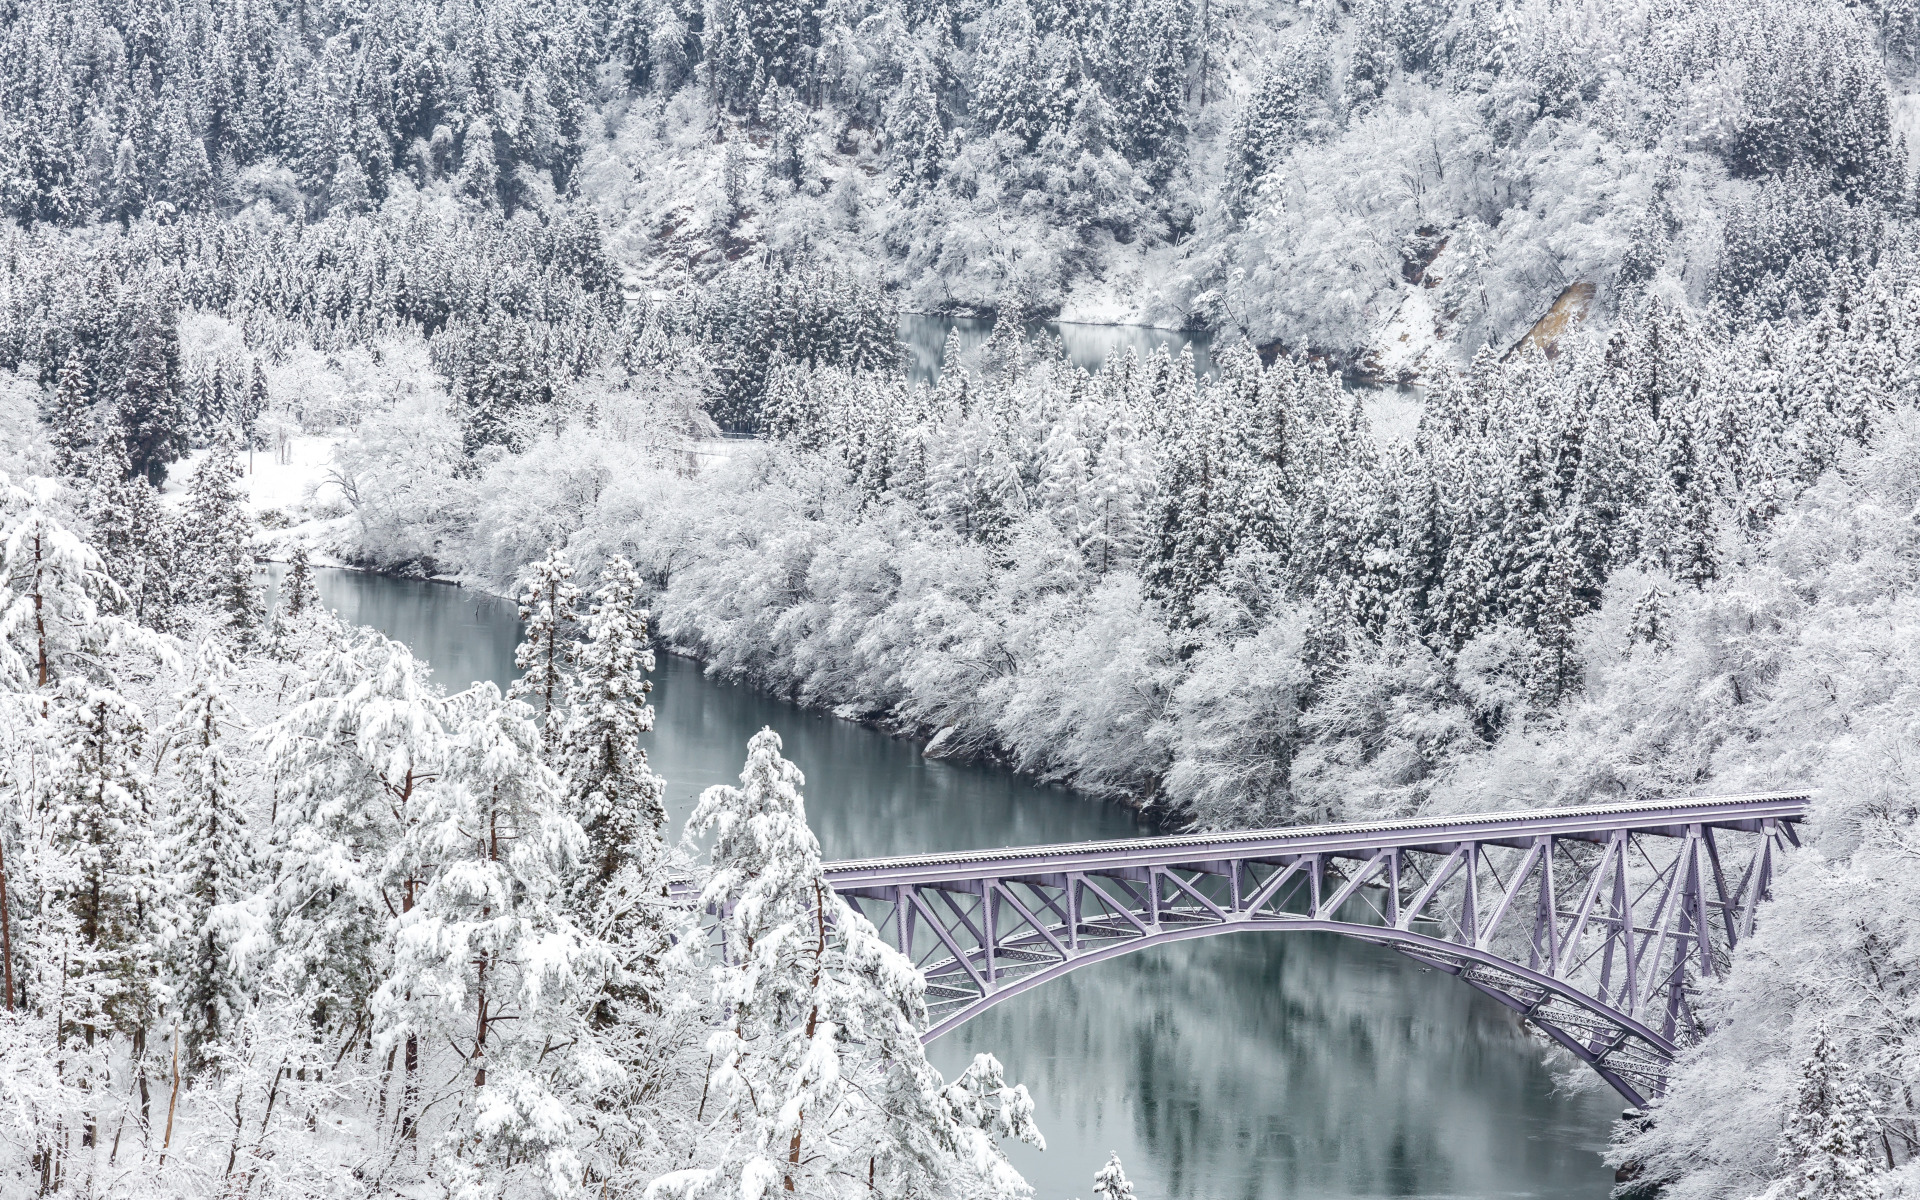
[[820, 791, 1809, 887]]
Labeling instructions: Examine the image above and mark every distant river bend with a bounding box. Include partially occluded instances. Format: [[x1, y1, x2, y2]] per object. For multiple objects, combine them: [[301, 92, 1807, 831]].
[[289, 566, 1620, 1200]]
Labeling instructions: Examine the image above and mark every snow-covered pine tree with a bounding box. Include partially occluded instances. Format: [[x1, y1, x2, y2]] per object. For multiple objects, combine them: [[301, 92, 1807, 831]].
[[264, 545, 330, 660], [557, 555, 665, 893], [181, 443, 262, 635], [117, 304, 190, 487], [164, 637, 255, 1068], [1776, 1025, 1883, 1200], [242, 361, 268, 471], [84, 445, 186, 634], [1225, 43, 1327, 213], [264, 630, 453, 1131], [459, 120, 500, 207], [508, 547, 581, 745], [194, 357, 231, 445], [0, 474, 152, 691], [1085, 403, 1152, 573], [655, 728, 1043, 1199], [1093, 1152, 1137, 1199], [1111, 0, 1191, 168], [885, 62, 947, 188], [41, 681, 169, 1100], [374, 681, 609, 1187], [48, 350, 94, 478], [284, 545, 319, 617]]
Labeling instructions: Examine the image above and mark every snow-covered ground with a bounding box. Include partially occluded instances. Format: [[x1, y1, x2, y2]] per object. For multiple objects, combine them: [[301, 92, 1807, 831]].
[[162, 433, 352, 562], [160, 434, 343, 515]]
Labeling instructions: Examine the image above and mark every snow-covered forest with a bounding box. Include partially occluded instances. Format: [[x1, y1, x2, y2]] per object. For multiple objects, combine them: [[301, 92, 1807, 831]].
[[6, 0, 1920, 1193], [0, 466, 1050, 1195]]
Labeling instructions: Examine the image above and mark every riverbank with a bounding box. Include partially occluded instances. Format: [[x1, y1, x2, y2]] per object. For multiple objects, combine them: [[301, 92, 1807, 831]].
[[269, 556, 1183, 823]]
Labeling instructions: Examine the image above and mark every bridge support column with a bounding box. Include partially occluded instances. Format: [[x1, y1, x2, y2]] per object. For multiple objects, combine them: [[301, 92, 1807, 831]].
[[1529, 836, 1557, 972], [1387, 850, 1401, 927], [983, 880, 999, 987], [895, 885, 911, 956], [1461, 843, 1480, 945]]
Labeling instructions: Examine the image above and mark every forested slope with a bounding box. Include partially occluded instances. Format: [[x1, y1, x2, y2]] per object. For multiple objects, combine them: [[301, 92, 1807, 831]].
[[4, 0, 1913, 361]]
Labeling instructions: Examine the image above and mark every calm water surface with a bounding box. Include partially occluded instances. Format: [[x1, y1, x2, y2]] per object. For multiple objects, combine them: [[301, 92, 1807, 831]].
[[902, 314, 1218, 387], [296, 567, 1620, 1200]]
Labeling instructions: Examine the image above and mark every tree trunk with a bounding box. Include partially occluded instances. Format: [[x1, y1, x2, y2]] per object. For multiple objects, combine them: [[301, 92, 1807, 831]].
[[160, 1028, 180, 1166], [32, 529, 49, 688], [0, 833, 14, 1010], [786, 881, 830, 1191], [474, 810, 499, 1088], [403, 1034, 419, 1139]]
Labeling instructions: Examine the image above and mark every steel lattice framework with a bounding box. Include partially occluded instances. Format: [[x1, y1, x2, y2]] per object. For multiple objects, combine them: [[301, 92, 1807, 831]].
[[805, 791, 1806, 1106]]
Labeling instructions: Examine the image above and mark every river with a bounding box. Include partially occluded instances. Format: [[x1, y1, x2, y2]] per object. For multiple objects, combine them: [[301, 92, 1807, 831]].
[[902, 315, 1219, 387], [298, 566, 1621, 1200]]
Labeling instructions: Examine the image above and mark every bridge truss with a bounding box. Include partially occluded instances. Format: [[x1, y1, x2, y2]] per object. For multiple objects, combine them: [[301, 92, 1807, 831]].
[[819, 792, 1806, 1105]]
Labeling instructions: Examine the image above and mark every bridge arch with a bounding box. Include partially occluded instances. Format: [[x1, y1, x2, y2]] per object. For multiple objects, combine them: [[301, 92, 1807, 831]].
[[827, 793, 1806, 1106]]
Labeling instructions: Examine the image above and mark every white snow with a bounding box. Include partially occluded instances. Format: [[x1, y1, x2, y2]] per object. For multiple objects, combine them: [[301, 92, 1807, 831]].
[[161, 435, 353, 563], [160, 434, 345, 518], [1366, 289, 1443, 383]]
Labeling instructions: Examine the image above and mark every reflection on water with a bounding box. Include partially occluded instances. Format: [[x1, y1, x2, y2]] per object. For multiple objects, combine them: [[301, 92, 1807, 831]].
[[935, 934, 1615, 1200], [285, 566, 1619, 1200], [903, 314, 1218, 387]]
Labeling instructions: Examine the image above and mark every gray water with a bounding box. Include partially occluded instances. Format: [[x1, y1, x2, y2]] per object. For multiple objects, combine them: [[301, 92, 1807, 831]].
[[903, 314, 1218, 387], [299, 567, 1620, 1200]]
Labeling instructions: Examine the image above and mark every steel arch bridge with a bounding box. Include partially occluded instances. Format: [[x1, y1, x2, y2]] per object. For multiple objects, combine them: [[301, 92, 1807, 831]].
[[811, 792, 1805, 1106]]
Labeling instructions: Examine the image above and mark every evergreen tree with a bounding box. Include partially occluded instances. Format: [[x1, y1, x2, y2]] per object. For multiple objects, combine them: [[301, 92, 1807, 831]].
[[0, 478, 144, 691], [1112, 0, 1192, 167], [194, 358, 231, 446], [507, 547, 581, 744], [1093, 1153, 1137, 1200], [556, 556, 665, 891], [1225, 44, 1327, 213], [1777, 1026, 1884, 1200], [264, 545, 328, 660], [241, 361, 269, 471], [459, 120, 500, 208], [284, 545, 319, 618], [373, 682, 609, 1185], [659, 728, 1044, 1199], [1085, 405, 1152, 573], [886, 63, 947, 188], [47, 350, 93, 478], [164, 638, 254, 1069], [84, 448, 185, 634], [182, 445, 262, 634], [264, 631, 452, 1131], [329, 153, 371, 215], [42, 682, 168, 1054], [117, 305, 189, 487]]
